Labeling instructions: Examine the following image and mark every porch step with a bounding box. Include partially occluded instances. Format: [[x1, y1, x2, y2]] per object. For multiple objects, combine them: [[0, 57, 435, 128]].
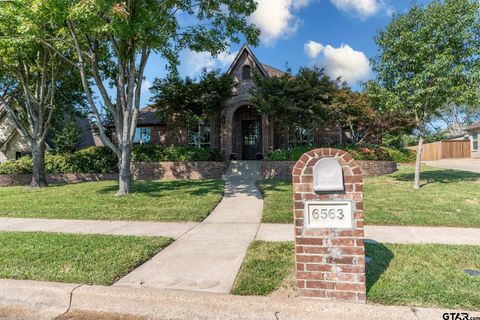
[[225, 161, 261, 180]]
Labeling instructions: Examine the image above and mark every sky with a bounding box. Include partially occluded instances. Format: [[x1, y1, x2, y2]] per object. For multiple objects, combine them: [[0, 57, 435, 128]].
[[137, 0, 432, 107]]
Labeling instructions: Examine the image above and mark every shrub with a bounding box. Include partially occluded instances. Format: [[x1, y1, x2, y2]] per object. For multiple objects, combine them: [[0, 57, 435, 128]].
[[0, 147, 118, 174], [383, 147, 416, 163], [0, 156, 33, 174], [132, 145, 221, 162], [66, 147, 118, 173], [265, 145, 416, 163]]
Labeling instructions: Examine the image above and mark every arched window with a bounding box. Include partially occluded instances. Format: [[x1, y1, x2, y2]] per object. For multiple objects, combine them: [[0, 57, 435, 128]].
[[241, 65, 251, 80]]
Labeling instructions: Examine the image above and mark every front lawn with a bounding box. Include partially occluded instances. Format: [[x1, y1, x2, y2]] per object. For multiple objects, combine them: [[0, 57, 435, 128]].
[[0, 179, 224, 222], [232, 241, 480, 311], [257, 166, 480, 227], [0, 232, 172, 285]]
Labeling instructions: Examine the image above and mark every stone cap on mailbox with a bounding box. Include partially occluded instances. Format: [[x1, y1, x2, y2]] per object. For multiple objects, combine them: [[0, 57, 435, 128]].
[[313, 158, 344, 192]]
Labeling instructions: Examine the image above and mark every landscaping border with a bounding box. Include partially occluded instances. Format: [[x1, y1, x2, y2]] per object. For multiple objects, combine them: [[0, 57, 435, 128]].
[[261, 160, 397, 179], [0, 161, 228, 186]]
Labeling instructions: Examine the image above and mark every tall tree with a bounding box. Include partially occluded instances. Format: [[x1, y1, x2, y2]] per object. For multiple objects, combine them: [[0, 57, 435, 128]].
[[251, 67, 338, 147], [368, 0, 480, 189], [332, 87, 416, 145], [0, 0, 79, 188], [150, 69, 234, 147], [61, 1, 259, 196]]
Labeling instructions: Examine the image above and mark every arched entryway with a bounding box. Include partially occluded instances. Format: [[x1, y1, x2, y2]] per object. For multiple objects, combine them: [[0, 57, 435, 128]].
[[232, 105, 262, 160]]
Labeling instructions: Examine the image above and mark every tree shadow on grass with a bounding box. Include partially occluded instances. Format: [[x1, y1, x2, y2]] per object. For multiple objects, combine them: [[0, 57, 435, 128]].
[[94, 179, 224, 198], [392, 169, 480, 187], [365, 241, 395, 293]]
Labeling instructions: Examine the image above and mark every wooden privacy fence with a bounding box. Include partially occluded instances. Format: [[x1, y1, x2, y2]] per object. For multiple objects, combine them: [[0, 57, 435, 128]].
[[409, 140, 471, 161]]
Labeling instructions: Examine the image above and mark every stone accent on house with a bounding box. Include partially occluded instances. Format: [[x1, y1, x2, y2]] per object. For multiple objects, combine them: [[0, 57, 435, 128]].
[[0, 162, 228, 187], [293, 148, 366, 302], [261, 160, 397, 179]]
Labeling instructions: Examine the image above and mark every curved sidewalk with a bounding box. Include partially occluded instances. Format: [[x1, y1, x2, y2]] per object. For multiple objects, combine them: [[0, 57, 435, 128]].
[[114, 161, 263, 293]]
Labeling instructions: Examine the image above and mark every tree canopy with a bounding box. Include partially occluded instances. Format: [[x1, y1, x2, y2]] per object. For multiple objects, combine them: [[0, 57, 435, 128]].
[[368, 0, 480, 189]]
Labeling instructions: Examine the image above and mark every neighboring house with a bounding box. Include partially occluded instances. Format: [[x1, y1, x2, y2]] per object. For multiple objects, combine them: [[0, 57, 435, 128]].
[[0, 107, 102, 163], [134, 44, 342, 160], [465, 121, 480, 158], [0, 108, 31, 162]]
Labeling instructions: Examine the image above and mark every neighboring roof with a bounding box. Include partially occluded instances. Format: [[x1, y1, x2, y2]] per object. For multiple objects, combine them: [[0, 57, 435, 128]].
[[465, 121, 480, 131], [136, 106, 164, 126], [226, 44, 269, 77], [262, 64, 286, 77]]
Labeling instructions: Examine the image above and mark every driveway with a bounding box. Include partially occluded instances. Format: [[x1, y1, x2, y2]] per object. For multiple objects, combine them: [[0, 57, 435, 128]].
[[423, 158, 480, 173]]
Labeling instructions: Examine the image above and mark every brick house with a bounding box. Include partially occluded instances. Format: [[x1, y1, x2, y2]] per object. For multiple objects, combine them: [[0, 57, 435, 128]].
[[135, 45, 342, 160]]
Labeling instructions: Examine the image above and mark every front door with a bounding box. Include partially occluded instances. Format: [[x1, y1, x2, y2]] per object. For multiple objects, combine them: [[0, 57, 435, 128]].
[[242, 120, 262, 160]]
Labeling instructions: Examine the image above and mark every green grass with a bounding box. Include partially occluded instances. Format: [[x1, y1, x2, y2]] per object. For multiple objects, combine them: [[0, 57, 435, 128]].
[[0, 179, 224, 222], [0, 232, 173, 285], [257, 180, 292, 223], [232, 241, 295, 295], [257, 166, 480, 227], [232, 241, 480, 311]]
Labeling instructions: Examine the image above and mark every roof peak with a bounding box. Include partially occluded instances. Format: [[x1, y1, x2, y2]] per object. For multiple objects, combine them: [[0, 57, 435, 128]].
[[226, 44, 268, 77]]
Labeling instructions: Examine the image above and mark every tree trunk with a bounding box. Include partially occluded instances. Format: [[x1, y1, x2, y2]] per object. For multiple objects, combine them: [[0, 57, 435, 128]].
[[30, 140, 48, 188], [117, 144, 132, 196], [413, 133, 424, 190]]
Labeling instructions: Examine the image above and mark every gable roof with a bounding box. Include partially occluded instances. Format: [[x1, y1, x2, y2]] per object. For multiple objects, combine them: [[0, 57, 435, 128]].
[[465, 121, 480, 131], [226, 44, 269, 77]]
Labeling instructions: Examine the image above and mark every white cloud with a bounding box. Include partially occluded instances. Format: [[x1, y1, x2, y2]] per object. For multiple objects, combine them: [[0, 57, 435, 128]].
[[181, 50, 239, 77], [249, 0, 312, 46], [304, 41, 324, 59], [330, 0, 383, 19], [141, 80, 152, 93], [216, 51, 238, 67], [306, 42, 371, 84]]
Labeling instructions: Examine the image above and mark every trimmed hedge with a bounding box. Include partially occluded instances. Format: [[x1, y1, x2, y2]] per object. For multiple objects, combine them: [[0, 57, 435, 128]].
[[0, 147, 118, 174], [131, 145, 222, 162], [0, 145, 223, 175], [265, 145, 416, 163]]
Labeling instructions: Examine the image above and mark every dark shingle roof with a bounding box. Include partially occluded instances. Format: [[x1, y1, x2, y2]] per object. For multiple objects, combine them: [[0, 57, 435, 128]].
[[262, 64, 285, 77], [465, 121, 480, 131], [137, 106, 164, 126]]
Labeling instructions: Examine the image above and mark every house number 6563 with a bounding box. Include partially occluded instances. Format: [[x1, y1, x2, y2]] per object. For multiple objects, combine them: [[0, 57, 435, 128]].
[[312, 209, 344, 220]]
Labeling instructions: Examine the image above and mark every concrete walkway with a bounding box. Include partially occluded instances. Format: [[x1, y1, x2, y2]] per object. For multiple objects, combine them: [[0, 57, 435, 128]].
[[424, 159, 480, 173], [0, 217, 197, 238], [256, 224, 480, 245], [114, 161, 263, 293], [3, 217, 480, 245]]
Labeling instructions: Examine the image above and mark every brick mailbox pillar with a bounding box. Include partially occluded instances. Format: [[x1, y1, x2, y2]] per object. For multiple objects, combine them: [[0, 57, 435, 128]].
[[293, 148, 366, 302]]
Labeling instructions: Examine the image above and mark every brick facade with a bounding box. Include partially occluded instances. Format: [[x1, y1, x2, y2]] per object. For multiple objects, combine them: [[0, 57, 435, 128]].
[[129, 45, 343, 161], [293, 148, 366, 302]]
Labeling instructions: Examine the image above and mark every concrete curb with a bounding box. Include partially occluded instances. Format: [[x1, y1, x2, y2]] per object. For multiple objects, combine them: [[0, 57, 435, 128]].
[[0, 280, 79, 320], [1, 279, 479, 320]]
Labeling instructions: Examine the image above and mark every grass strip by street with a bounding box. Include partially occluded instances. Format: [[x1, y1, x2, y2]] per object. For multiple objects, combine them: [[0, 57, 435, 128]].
[[257, 166, 480, 227], [0, 179, 224, 222], [232, 241, 480, 311], [0, 232, 173, 285]]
